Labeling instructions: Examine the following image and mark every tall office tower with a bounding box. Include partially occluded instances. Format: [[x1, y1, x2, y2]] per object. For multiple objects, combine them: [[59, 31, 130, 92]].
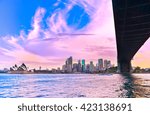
[[104, 60, 108, 69], [96, 64, 99, 71], [62, 65, 66, 72], [81, 59, 86, 72], [89, 61, 94, 73], [86, 64, 90, 73], [72, 63, 78, 73], [66, 56, 73, 73], [104, 60, 111, 69], [107, 60, 111, 68], [98, 59, 103, 70], [77, 60, 82, 72]]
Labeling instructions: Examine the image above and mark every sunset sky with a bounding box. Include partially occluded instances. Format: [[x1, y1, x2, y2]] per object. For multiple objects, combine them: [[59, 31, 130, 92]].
[[0, 0, 149, 70]]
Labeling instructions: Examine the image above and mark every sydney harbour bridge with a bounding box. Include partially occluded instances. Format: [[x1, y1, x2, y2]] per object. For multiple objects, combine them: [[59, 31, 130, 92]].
[[112, 0, 150, 73]]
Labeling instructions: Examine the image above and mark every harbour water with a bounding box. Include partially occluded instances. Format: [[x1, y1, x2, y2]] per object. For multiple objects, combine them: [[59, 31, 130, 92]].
[[0, 74, 150, 98]]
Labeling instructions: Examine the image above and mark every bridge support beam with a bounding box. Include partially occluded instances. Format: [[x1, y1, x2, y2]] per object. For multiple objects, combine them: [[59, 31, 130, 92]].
[[118, 60, 132, 73]]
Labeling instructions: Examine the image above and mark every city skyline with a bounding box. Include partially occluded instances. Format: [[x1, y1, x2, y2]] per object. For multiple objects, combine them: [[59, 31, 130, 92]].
[[4, 56, 113, 71], [61, 56, 112, 73], [0, 0, 150, 70]]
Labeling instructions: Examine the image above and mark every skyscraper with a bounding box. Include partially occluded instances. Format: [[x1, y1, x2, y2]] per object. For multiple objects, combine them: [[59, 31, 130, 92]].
[[66, 56, 73, 73], [104, 60, 107, 69], [77, 60, 82, 72], [89, 61, 94, 73], [86, 64, 90, 73], [72, 63, 78, 73], [62, 65, 67, 73], [81, 59, 86, 72], [107, 60, 111, 68], [104, 60, 111, 69], [98, 59, 103, 70]]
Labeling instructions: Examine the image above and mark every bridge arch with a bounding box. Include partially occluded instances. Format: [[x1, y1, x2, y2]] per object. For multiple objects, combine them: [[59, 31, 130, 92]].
[[112, 0, 150, 73], [132, 38, 150, 68]]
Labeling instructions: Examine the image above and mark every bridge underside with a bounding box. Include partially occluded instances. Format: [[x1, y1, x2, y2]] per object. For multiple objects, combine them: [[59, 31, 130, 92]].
[[112, 0, 150, 73]]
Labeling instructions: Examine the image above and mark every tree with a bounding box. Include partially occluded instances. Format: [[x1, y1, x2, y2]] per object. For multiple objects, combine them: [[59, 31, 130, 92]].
[[133, 67, 141, 73]]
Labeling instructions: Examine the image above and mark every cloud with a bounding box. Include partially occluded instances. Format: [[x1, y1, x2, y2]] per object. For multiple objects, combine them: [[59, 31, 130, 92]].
[[0, 0, 117, 69], [27, 7, 46, 40]]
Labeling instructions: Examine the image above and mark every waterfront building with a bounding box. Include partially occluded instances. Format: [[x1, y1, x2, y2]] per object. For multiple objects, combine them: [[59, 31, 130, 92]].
[[52, 68, 57, 73], [94, 66, 98, 73], [77, 60, 82, 72], [3, 68, 9, 72], [81, 59, 86, 72], [57, 67, 61, 73], [66, 56, 73, 73], [39, 66, 41, 70], [62, 65, 67, 73], [89, 61, 94, 73], [73, 63, 78, 73], [96, 64, 99, 71], [98, 59, 103, 70], [107, 60, 111, 68], [86, 64, 90, 73], [104, 60, 108, 69], [104, 60, 111, 69]]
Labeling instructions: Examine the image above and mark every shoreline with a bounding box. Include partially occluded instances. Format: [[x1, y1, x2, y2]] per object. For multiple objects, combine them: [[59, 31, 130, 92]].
[[0, 72, 150, 75], [0, 72, 114, 75]]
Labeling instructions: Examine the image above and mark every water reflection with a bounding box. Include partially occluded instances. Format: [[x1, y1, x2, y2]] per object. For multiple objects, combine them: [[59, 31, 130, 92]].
[[121, 74, 150, 98], [0, 74, 150, 98]]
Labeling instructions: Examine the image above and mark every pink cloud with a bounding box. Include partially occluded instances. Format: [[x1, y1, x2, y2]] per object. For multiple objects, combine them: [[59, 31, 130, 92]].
[[0, 0, 118, 69]]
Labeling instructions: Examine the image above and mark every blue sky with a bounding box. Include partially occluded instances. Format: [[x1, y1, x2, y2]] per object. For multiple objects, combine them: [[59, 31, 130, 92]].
[[0, 0, 38, 36], [0, 0, 90, 36], [0, 0, 58, 36]]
